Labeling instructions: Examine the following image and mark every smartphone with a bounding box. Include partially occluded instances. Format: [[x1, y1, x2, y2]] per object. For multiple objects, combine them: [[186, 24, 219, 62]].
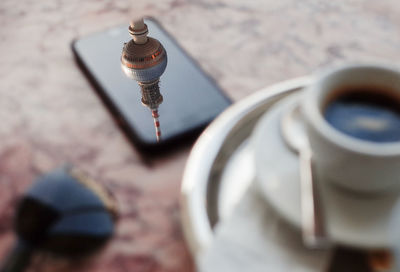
[[71, 18, 231, 152]]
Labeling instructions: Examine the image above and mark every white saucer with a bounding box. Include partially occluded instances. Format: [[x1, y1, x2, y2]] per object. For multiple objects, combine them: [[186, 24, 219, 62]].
[[252, 92, 400, 249], [181, 77, 310, 260]]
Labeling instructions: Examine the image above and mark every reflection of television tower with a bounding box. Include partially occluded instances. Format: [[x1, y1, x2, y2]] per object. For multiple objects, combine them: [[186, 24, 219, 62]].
[[121, 18, 167, 142]]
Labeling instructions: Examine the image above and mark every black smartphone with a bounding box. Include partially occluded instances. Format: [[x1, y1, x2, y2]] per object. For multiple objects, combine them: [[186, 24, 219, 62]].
[[72, 18, 231, 152]]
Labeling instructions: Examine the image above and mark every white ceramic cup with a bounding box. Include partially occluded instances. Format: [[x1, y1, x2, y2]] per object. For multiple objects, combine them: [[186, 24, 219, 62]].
[[302, 63, 400, 193]]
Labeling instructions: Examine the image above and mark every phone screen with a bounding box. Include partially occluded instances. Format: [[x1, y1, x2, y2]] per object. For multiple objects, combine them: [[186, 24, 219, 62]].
[[72, 18, 231, 149]]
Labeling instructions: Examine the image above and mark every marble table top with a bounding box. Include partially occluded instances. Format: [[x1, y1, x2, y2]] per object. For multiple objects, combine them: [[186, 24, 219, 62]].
[[1, 0, 400, 271]]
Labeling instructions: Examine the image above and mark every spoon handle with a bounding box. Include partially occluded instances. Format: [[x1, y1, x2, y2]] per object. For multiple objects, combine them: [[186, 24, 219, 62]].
[[300, 148, 330, 248], [0, 241, 32, 272]]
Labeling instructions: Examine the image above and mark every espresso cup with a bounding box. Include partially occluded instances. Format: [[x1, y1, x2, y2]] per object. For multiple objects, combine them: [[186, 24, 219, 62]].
[[302, 63, 400, 193]]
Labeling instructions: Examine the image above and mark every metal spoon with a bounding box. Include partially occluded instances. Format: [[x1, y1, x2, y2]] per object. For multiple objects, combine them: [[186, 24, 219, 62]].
[[0, 166, 118, 272], [281, 103, 330, 249]]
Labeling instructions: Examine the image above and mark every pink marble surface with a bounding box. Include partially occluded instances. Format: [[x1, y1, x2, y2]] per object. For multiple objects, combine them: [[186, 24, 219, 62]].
[[1, 0, 400, 271]]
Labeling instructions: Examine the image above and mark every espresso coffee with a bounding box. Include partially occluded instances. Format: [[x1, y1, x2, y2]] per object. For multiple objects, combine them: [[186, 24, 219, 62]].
[[324, 87, 400, 143]]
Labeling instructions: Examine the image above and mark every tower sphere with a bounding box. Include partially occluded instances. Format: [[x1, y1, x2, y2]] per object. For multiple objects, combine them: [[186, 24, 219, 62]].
[[121, 38, 167, 83]]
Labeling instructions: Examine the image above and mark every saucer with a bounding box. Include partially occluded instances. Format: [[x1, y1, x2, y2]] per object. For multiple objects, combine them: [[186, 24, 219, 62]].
[[181, 77, 310, 260], [252, 93, 400, 249]]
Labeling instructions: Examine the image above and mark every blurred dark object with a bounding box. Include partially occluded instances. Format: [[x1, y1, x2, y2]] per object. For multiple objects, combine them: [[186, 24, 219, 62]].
[[0, 166, 118, 272], [327, 247, 373, 272]]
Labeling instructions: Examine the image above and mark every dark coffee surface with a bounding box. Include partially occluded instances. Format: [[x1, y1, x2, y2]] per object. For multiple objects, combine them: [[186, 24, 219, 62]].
[[324, 88, 400, 142]]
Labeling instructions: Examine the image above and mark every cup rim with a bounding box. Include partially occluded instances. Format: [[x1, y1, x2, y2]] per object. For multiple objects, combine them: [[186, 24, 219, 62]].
[[303, 62, 400, 157]]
